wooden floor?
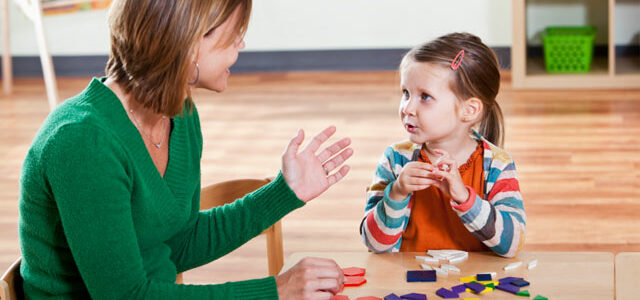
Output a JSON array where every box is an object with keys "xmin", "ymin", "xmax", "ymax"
[{"xmin": 1, "ymin": 71, "xmax": 640, "ymax": 284}]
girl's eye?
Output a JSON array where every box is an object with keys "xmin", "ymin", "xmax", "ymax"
[
  {"xmin": 421, "ymin": 93, "xmax": 433, "ymax": 101},
  {"xmin": 402, "ymin": 89, "xmax": 409, "ymax": 99}
]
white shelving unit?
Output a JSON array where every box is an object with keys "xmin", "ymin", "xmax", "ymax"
[{"xmin": 512, "ymin": 0, "xmax": 640, "ymax": 89}]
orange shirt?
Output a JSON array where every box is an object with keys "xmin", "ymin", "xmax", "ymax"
[{"xmin": 400, "ymin": 143, "xmax": 488, "ymax": 252}]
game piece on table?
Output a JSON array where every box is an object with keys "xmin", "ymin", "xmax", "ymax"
[
  {"xmin": 400, "ymin": 292, "xmax": 427, "ymax": 300},
  {"xmin": 332, "ymin": 295, "xmax": 350, "ymax": 300},
  {"xmin": 504, "ymin": 261, "xmax": 522, "ymax": 271},
  {"xmin": 384, "ymin": 293, "xmax": 402, "ymax": 300},
  {"xmin": 420, "ymin": 263, "xmax": 434, "ymax": 270},
  {"xmin": 464, "ymin": 282, "xmax": 486, "ymax": 294},
  {"xmin": 407, "ymin": 270, "xmax": 437, "ymax": 282},
  {"xmin": 484, "ymin": 282, "xmax": 495, "ymax": 289},
  {"xmin": 441, "ymin": 264, "xmax": 460, "ymax": 274},
  {"xmin": 451, "ymin": 284, "xmax": 466, "ymax": 293},
  {"xmin": 447, "ymin": 252, "xmax": 468, "ymax": 264},
  {"xmin": 476, "ymin": 273, "xmax": 492, "ymax": 281},
  {"xmin": 459, "ymin": 276, "xmax": 476, "ymax": 283},
  {"xmin": 516, "ymin": 290, "xmax": 530, "ymax": 297},
  {"xmin": 476, "ymin": 280, "xmax": 499, "ymax": 286},
  {"xmin": 435, "ymin": 288, "xmax": 458, "ymax": 299},
  {"xmin": 510, "ymin": 278, "xmax": 530, "ymax": 287},
  {"xmin": 343, "ymin": 267, "xmax": 366, "ymax": 277},
  {"xmin": 495, "ymin": 283, "xmax": 520, "ymax": 294},
  {"xmin": 533, "ymin": 295, "xmax": 548, "ymax": 300},
  {"xmin": 528, "ymin": 259, "xmax": 538, "ymax": 270},
  {"xmin": 417, "ymin": 255, "xmax": 440, "ymax": 264},
  {"xmin": 498, "ymin": 276, "xmax": 523, "ymax": 284},
  {"xmin": 433, "ymin": 266, "xmax": 448, "ymax": 277},
  {"xmin": 344, "ymin": 276, "xmax": 367, "ymax": 287}
]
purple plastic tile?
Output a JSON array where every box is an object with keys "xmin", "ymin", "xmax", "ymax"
[
  {"xmin": 464, "ymin": 282, "xmax": 486, "ymax": 294},
  {"xmin": 476, "ymin": 273, "xmax": 492, "ymax": 281},
  {"xmin": 384, "ymin": 293, "xmax": 402, "ymax": 300},
  {"xmin": 495, "ymin": 283, "xmax": 520, "ymax": 294},
  {"xmin": 451, "ymin": 284, "xmax": 466, "ymax": 294},
  {"xmin": 498, "ymin": 276, "xmax": 523, "ymax": 284},
  {"xmin": 511, "ymin": 278, "xmax": 530, "ymax": 287},
  {"xmin": 400, "ymin": 293, "xmax": 427, "ymax": 300},
  {"xmin": 435, "ymin": 288, "xmax": 458, "ymax": 298},
  {"xmin": 407, "ymin": 270, "xmax": 436, "ymax": 282}
]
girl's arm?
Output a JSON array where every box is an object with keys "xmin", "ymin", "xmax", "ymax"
[
  {"xmin": 360, "ymin": 146, "xmax": 412, "ymax": 253},
  {"xmin": 451, "ymin": 160, "xmax": 526, "ymax": 258}
]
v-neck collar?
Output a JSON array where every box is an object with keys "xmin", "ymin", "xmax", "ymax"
[{"xmin": 83, "ymin": 77, "xmax": 191, "ymax": 201}]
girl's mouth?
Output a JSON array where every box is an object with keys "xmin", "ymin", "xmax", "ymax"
[{"xmin": 405, "ymin": 124, "xmax": 417, "ymax": 133}]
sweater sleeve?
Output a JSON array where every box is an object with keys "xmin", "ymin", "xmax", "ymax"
[
  {"xmin": 44, "ymin": 124, "xmax": 288, "ymax": 300},
  {"xmin": 167, "ymin": 172, "xmax": 304, "ymax": 272},
  {"xmin": 360, "ymin": 146, "xmax": 412, "ymax": 253},
  {"xmin": 450, "ymin": 161, "xmax": 526, "ymax": 258}
]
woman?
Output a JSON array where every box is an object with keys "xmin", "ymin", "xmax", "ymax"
[{"xmin": 19, "ymin": 0, "xmax": 353, "ymax": 299}]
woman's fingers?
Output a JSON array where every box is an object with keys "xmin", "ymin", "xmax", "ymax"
[
  {"xmin": 316, "ymin": 137, "xmax": 351, "ymax": 163},
  {"xmin": 327, "ymin": 165, "xmax": 350, "ymax": 186},
  {"xmin": 284, "ymin": 129, "xmax": 304, "ymax": 159},
  {"xmin": 303, "ymin": 126, "xmax": 336, "ymax": 154},
  {"xmin": 321, "ymin": 147, "xmax": 353, "ymax": 174}
]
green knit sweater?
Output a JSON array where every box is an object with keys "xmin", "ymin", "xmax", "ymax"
[{"xmin": 19, "ymin": 78, "xmax": 305, "ymax": 299}]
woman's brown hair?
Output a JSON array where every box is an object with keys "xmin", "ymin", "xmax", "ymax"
[
  {"xmin": 106, "ymin": 0, "xmax": 252, "ymax": 116},
  {"xmin": 401, "ymin": 32, "xmax": 505, "ymax": 147}
]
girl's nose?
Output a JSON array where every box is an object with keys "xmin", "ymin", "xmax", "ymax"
[{"xmin": 402, "ymin": 98, "xmax": 417, "ymax": 116}]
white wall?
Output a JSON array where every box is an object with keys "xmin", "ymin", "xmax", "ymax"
[{"xmin": 1, "ymin": 0, "xmax": 638, "ymax": 56}]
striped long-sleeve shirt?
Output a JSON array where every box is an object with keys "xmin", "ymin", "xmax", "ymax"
[{"xmin": 360, "ymin": 131, "xmax": 526, "ymax": 257}]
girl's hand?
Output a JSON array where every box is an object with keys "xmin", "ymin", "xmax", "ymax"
[
  {"xmin": 389, "ymin": 161, "xmax": 438, "ymax": 201},
  {"xmin": 276, "ymin": 257, "xmax": 345, "ymax": 300},
  {"xmin": 429, "ymin": 149, "xmax": 469, "ymax": 204},
  {"xmin": 282, "ymin": 126, "xmax": 353, "ymax": 202}
]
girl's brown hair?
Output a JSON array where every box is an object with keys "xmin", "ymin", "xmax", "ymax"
[
  {"xmin": 402, "ymin": 32, "xmax": 505, "ymax": 147},
  {"xmin": 106, "ymin": 0, "xmax": 252, "ymax": 116}
]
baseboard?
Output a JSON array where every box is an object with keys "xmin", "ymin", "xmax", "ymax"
[{"xmin": 0, "ymin": 46, "xmax": 636, "ymax": 77}]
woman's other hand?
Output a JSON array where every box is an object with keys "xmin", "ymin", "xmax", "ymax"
[{"xmin": 276, "ymin": 257, "xmax": 345, "ymax": 300}]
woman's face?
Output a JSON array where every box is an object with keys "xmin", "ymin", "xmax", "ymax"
[{"xmin": 193, "ymin": 7, "xmax": 246, "ymax": 92}]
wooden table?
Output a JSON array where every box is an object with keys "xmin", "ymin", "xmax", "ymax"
[
  {"xmin": 283, "ymin": 252, "xmax": 614, "ymax": 300},
  {"xmin": 615, "ymin": 252, "xmax": 640, "ymax": 300}
]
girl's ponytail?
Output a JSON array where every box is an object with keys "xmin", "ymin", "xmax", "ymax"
[{"xmin": 478, "ymin": 101, "xmax": 504, "ymax": 147}]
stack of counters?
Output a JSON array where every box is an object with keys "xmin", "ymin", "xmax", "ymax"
[{"xmin": 415, "ymin": 255, "xmax": 439, "ymax": 265}]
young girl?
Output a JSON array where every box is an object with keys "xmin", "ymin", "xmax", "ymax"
[{"xmin": 360, "ymin": 33, "xmax": 525, "ymax": 257}]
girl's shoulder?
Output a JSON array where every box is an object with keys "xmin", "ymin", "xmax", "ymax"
[
  {"xmin": 383, "ymin": 140, "xmax": 421, "ymax": 164},
  {"xmin": 471, "ymin": 131, "xmax": 515, "ymax": 167}
]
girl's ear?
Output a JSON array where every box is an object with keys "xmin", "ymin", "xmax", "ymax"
[{"xmin": 461, "ymin": 97, "xmax": 483, "ymax": 123}]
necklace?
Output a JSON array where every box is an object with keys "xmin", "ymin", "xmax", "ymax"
[{"xmin": 129, "ymin": 108, "xmax": 167, "ymax": 149}]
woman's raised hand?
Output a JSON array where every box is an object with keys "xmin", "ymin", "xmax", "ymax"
[{"xmin": 281, "ymin": 126, "xmax": 353, "ymax": 202}]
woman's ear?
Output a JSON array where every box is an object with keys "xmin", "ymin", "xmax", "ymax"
[{"xmin": 461, "ymin": 97, "xmax": 483, "ymax": 123}]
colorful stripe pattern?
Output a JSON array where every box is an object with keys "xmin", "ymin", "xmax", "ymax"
[{"xmin": 360, "ymin": 131, "xmax": 526, "ymax": 257}]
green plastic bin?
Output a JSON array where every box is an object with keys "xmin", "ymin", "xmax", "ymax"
[{"xmin": 542, "ymin": 26, "xmax": 596, "ymax": 73}]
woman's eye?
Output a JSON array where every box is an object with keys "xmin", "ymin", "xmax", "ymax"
[
  {"xmin": 421, "ymin": 93, "xmax": 433, "ymax": 101},
  {"xmin": 402, "ymin": 90, "xmax": 409, "ymax": 99}
]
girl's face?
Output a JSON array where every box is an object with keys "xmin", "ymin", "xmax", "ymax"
[
  {"xmin": 193, "ymin": 7, "xmax": 246, "ymax": 92},
  {"xmin": 399, "ymin": 61, "xmax": 465, "ymax": 145}
]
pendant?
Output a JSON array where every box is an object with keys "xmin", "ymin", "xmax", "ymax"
[{"xmin": 154, "ymin": 143, "xmax": 161, "ymax": 149}]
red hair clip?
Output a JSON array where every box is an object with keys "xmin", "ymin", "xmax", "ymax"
[{"xmin": 451, "ymin": 50, "xmax": 465, "ymax": 70}]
